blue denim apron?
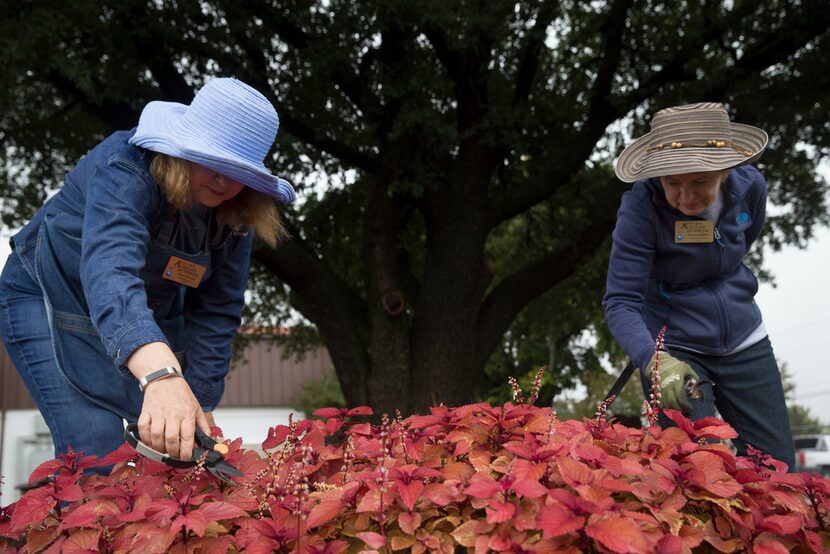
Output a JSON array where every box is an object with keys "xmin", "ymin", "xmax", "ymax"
[{"xmin": 35, "ymin": 204, "xmax": 216, "ymax": 421}]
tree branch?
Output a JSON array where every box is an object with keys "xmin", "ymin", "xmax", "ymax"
[
  {"xmin": 253, "ymin": 225, "xmax": 371, "ymax": 405},
  {"xmin": 583, "ymin": 0, "xmax": 633, "ymax": 132},
  {"xmin": 46, "ymin": 70, "xmax": 139, "ymax": 131},
  {"xmin": 475, "ymin": 180, "xmax": 629, "ymax": 368},
  {"xmin": 420, "ymin": 23, "xmax": 462, "ymax": 81},
  {"xmin": 487, "ymin": 0, "xmax": 632, "ymax": 228},
  {"xmin": 512, "ymin": 2, "xmax": 559, "ymax": 107}
]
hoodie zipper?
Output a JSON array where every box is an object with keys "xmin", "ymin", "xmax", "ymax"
[{"xmin": 710, "ymin": 224, "xmax": 728, "ymax": 351}]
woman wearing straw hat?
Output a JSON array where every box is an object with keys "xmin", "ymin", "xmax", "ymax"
[
  {"xmin": 603, "ymin": 102, "xmax": 794, "ymax": 468},
  {"xmin": 0, "ymin": 77, "xmax": 294, "ymax": 461}
]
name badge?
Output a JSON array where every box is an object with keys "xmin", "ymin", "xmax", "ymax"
[
  {"xmin": 674, "ymin": 220, "xmax": 714, "ymax": 243},
  {"xmin": 162, "ymin": 256, "xmax": 207, "ymax": 287}
]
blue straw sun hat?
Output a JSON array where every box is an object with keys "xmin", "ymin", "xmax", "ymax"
[{"xmin": 129, "ymin": 77, "xmax": 295, "ymax": 204}]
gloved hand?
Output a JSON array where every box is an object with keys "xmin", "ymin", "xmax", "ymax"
[{"xmin": 646, "ymin": 352, "xmax": 699, "ymax": 414}]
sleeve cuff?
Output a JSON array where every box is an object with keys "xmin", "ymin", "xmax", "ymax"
[
  {"xmin": 105, "ymin": 320, "xmax": 170, "ymax": 374},
  {"xmin": 185, "ymin": 374, "xmax": 225, "ymax": 411},
  {"xmin": 633, "ymin": 344, "xmax": 656, "ymax": 373}
]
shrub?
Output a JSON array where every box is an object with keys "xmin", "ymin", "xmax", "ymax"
[
  {"xmin": 2, "ymin": 391, "xmax": 830, "ymax": 554},
  {"xmin": 291, "ymin": 373, "xmax": 347, "ymax": 417}
]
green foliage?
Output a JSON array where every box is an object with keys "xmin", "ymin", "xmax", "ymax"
[
  {"xmin": 291, "ymin": 373, "xmax": 347, "ymax": 417},
  {"xmin": 781, "ymin": 362, "xmax": 829, "ymax": 435},
  {"xmin": 789, "ymin": 404, "xmax": 828, "ymax": 435}
]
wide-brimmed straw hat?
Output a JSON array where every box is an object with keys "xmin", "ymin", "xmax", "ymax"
[
  {"xmin": 615, "ymin": 102, "xmax": 768, "ymax": 183},
  {"xmin": 129, "ymin": 77, "xmax": 296, "ymax": 204}
]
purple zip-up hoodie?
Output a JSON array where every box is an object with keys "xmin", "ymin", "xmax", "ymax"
[{"xmin": 603, "ymin": 165, "xmax": 767, "ymax": 370}]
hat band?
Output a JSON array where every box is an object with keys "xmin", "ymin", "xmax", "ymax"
[{"xmin": 646, "ymin": 139, "xmax": 755, "ymax": 157}]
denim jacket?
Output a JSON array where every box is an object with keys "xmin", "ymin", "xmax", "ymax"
[
  {"xmin": 602, "ymin": 165, "xmax": 767, "ymax": 371},
  {"xmin": 11, "ymin": 130, "xmax": 253, "ymax": 412}
]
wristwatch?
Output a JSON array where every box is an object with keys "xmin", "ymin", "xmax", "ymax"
[{"xmin": 138, "ymin": 366, "xmax": 183, "ymax": 392}]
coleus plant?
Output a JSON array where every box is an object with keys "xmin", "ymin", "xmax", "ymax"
[{"xmin": 1, "ymin": 372, "xmax": 829, "ymax": 554}]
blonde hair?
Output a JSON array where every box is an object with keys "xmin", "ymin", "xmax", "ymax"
[{"xmin": 149, "ymin": 154, "xmax": 286, "ymax": 247}]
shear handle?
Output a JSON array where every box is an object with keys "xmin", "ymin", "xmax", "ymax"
[{"xmin": 124, "ymin": 423, "xmax": 198, "ymax": 468}]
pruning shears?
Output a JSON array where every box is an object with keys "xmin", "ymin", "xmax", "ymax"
[
  {"xmin": 680, "ymin": 374, "xmax": 713, "ymax": 415},
  {"xmin": 124, "ymin": 423, "xmax": 243, "ymax": 486},
  {"xmin": 605, "ymin": 361, "xmax": 712, "ymax": 417}
]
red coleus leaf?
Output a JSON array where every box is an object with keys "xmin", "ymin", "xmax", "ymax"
[
  {"xmin": 465, "ymin": 471, "xmax": 500, "ymax": 498},
  {"xmin": 397, "ymin": 480, "xmax": 424, "ymax": 511},
  {"xmin": 441, "ymin": 462, "xmax": 474, "ymax": 481},
  {"xmin": 262, "ymin": 424, "xmax": 292, "ymax": 449},
  {"xmin": 347, "ymin": 406, "xmax": 373, "ymax": 416},
  {"xmin": 313, "ymin": 408, "xmax": 345, "ymax": 419},
  {"xmin": 62, "ymin": 528, "xmax": 101, "ymax": 553},
  {"xmin": 116, "ymin": 493, "xmax": 153, "ymax": 523},
  {"xmin": 198, "ymin": 501, "xmax": 247, "ymax": 522},
  {"xmin": 683, "ymin": 452, "xmax": 742, "ymax": 497},
  {"xmin": 305, "ymin": 500, "xmax": 343, "ymax": 530},
  {"xmin": 558, "ymin": 456, "xmax": 593, "ymax": 487},
  {"xmin": 655, "ymin": 535, "xmax": 684, "ymax": 554},
  {"xmin": 25, "ymin": 525, "xmax": 60, "ymax": 553},
  {"xmin": 510, "ymin": 478, "xmax": 548, "ymax": 498},
  {"xmin": 664, "ymin": 410, "xmax": 738, "ymax": 441},
  {"xmin": 54, "ymin": 482, "xmax": 85, "ymax": 503},
  {"xmin": 485, "ymin": 499, "xmax": 516, "ymax": 524},
  {"xmin": 752, "ymin": 539, "xmax": 790, "ymax": 554},
  {"xmin": 757, "ymin": 513, "xmax": 803, "ymax": 535},
  {"xmin": 41, "ymin": 535, "xmax": 67, "ymax": 554},
  {"xmin": 536, "ymin": 500, "xmax": 584, "ymax": 539},
  {"xmin": 178, "ymin": 535, "xmax": 236, "ymax": 554},
  {"xmin": 11, "ymin": 487, "xmax": 56, "ymax": 531},
  {"xmin": 113, "ymin": 522, "xmax": 176, "ymax": 553},
  {"xmin": 61, "ymin": 500, "xmax": 122, "ymax": 530},
  {"xmin": 145, "ymin": 498, "xmax": 181, "ymax": 525},
  {"xmin": 450, "ymin": 520, "xmax": 481, "ymax": 547},
  {"xmin": 398, "ymin": 511, "xmax": 422, "ymax": 534},
  {"xmin": 356, "ymin": 487, "xmax": 382, "ymax": 513},
  {"xmin": 356, "ymin": 531, "xmax": 386, "ymax": 549},
  {"xmin": 585, "ymin": 513, "xmax": 653, "ymax": 553},
  {"xmin": 28, "ymin": 459, "xmax": 65, "ymax": 485},
  {"xmin": 507, "ymin": 459, "xmax": 544, "ymax": 488},
  {"xmin": 304, "ymin": 538, "xmax": 350, "ymax": 554},
  {"xmin": 422, "ymin": 482, "xmax": 456, "ymax": 506},
  {"xmin": 172, "ymin": 509, "xmax": 207, "ymax": 537},
  {"xmin": 404, "ymin": 413, "xmax": 443, "ymax": 429},
  {"xmin": 97, "ymin": 442, "xmax": 139, "ymax": 466},
  {"xmin": 324, "ymin": 418, "xmax": 345, "ymax": 434}
]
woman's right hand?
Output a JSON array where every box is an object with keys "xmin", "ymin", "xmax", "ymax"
[
  {"xmin": 127, "ymin": 341, "xmax": 210, "ymax": 460},
  {"xmin": 138, "ymin": 376, "xmax": 211, "ymax": 460},
  {"xmin": 647, "ymin": 352, "xmax": 699, "ymax": 414}
]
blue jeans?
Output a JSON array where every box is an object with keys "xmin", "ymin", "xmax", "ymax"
[
  {"xmin": 641, "ymin": 336, "xmax": 795, "ymax": 469},
  {"xmin": 0, "ymin": 252, "xmax": 125, "ymax": 459}
]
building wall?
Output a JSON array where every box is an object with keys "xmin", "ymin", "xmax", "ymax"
[
  {"xmin": 0, "ymin": 337, "xmax": 334, "ymax": 411},
  {"xmin": 222, "ymin": 338, "xmax": 334, "ymax": 407},
  {"xmin": 1, "ymin": 346, "xmax": 32, "ymax": 411}
]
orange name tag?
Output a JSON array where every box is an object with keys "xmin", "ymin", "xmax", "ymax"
[{"xmin": 162, "ymin": 256, "xmax": 206, "ymax": 288}]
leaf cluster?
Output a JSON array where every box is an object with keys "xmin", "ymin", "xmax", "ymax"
[{"xmin": 3, "ymin": 391, "xmax": 830, "ymax": 552}]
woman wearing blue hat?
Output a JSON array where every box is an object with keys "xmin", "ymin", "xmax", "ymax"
[
  {"xmin": 603, "ymin": 102, "xmax": 794, "ymax": 468},
  {"xmin": 0, "ymin": 78, "xmax": 295, "ymax": 461}
]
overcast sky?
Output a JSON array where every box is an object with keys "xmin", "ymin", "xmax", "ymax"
[{"xmin": 1, "ymin": 182, "xmax": 829, "ymax": 422}]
